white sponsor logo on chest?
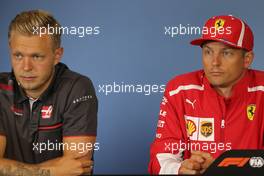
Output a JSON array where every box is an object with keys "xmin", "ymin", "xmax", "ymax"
[{"xmin": 41, "ymin": 105, "xmax": 53, "ymax": 119}]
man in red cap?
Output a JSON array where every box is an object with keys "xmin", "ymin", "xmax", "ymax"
[{"xmin": 149, "ymin": 15, "xmax": 264, "ymax": 174}]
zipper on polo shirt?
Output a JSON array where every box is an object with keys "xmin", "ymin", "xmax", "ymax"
[
  {"xmin": 29, "ymin": 97, "xmax": 38, "ymax": 114},
  {"xmin": 221, "ymin": 119, "xmax": 225, "ymax": 128},
  {"xmin": 28, "ymin": 98, "xmax": 40, "ymax": 144},
  {"xmin": 218, "ymin": 96, "xmax": 226, "ymax": 146}
]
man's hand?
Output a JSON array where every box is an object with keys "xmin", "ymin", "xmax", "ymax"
[
  {"xmin": 179, "ymin": 150, "xmax": 215, "ymax": 175},
  {"xmin": 0, "ymin": 135, "xmax": 95, "ymax": 176},
  {"xmin": 42, "ymin": 151, "xmax": 93, "ymax": 176}
]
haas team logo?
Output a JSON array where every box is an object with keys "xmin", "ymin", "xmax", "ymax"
[{"xmin": 41, "ymin": 105, "xmax": 53, "ymax": 119}]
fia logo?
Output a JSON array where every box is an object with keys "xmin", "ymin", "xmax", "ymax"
[{"xmin": 249, "ymin": 157, "xmax": 264, "ymax": 168}]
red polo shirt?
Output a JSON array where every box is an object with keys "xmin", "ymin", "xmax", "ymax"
[{"xmin": 149, "ymin": 69, "xmax": 264, "ymax": 174}]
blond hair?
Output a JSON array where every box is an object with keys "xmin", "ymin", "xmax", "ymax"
[{"xmin": 8, "ymin": 9, "xmax": 61, "ymax": 50}]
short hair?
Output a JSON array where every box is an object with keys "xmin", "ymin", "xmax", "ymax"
[
  {"xmin": 8, "ymin": 9, "xmax": 61, "ymax": 50},
  {"xmin": 201, "ymin": 40, "xmax": 248, "ymax": 57}
]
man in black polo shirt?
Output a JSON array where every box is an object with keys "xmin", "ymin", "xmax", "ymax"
[{"xmin": 0, "ymin": 10, "xmax": 98, "ymax": 175}]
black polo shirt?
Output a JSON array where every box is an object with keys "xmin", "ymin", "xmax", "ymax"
[{"xmin": 0, "ymin": 63, "xmax": 97, "ymax": 163}]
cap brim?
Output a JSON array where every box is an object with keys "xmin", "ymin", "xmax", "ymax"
[
  {"xmin": 190, "ymin": 38, "xmax": 209, "ymax": 46},
  {"xmin": 190, "ymin": 37, "xmax": 244, "ymax": 50}
]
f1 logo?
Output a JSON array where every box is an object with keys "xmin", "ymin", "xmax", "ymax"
[{"xmin": 218, "ymin": 157, "xmax": 250, "ymax": 167}]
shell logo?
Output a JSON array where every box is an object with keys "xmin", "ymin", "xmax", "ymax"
[{"xmin": 186, "ymin": 119, "xmax": 196, "ymax": 136}]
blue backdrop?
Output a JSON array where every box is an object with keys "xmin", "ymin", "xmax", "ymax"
[{"xmin": 1, "ymin": 0, "xmax": 263, "ymax": 174}]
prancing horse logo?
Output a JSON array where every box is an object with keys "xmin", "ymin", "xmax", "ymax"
[
  {"xmin": 247, "ymin": 104, "xmax": 256, "ymax": 121},
  {"xmin": 215, "ymin": 19, "xmax": 225, "ymax": 30}
]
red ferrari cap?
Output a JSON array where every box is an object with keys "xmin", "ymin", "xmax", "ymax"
[{"xmin": 190, "ymin": 15, "xmax": 254, "ymax": 51}]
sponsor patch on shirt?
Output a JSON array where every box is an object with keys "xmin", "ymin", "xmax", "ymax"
[
  {"xmin": 247, "ymin": 104, "xmax": 256, "ymax": 121},
  {"xmin": 41, "ymin": 105, "xmax": 53, "ymax": 119},
  {"xmin": 73, "ymin": 95, "xmax": 93, "ymax": 104},
  {"xmin": 185, "ymin": 115, "xmax": 214, "ymax": 141}
]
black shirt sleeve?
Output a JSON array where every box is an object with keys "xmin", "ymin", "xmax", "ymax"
[{"xmin": 62, "ymin": 76, "xmax": 98, "ymax": 136}]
